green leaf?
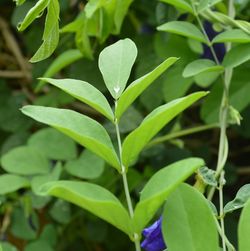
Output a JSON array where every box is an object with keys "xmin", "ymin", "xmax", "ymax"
[
  {"xmin": 222, "ymin": 44, "xmax": 250, "ymax": 68},
  {"xmin": 115, "ymin": 57, "xmax": 178, "ymax": 120},
  {"xmin": 224, "ymin": 184, "xmax": 250, "ymax": 214},
  {"xmin": 65, "ymin": 150, "xmax": 105, "ymax": 179},
  {"xmin": 14, "ymin": 0, "xmax": 26, "ymax": 5},
  {"xmin": 39, "ymin": 78, "xmax": 114, "ymax": 121},
  {"xmin": 239, "ymin": 199, "xmax": 250, "ymax": 251},
  {"xmin": 0, "ymin": 242, "xmax": 18, "ymax": 251},
  {"xmin": 49, "ymin": 199, "xmax": 71, "ymax": 224},
  {"xmin": 36, "ymin": 49, "xmax": 83, "ymax": 91},
  {"xmin": 31, "ymin": 162, "xmax": 62, "ymax": 194},
  {"xmin": 201, "ymin": 68, "xmax": 250, "ymax": 124},
  {"xmin": 160, "ymin": 0, "xmax": 194, "ymax": 14},
  {"xmin": 212, "ymin": 29, "xmax": 250, "ymax": 44},
  {"xmin": 24, "ymin": 240, "xmax": 54, "ymax": 251},
  {"xmin": 183, "ymin": 59, "xmax": 224, "ymax": 78},
  {"xmin": 198, "ymin": 166, "xmax": 217, "ymax": 187},
  {"xmin": 28, "ymin": 128, "xmax": 77, "ymax": 160},
  {"xmin": 122, "ymin": 92, "xmax": 207, "ymax": 168},
  {"xmin": 21, "ymin": 106, "xmax": 120, "ymax": 170},
  {"xmin": 0, "ymin": 174, "xmax": 30, "ymax": 195},
  {"xmin": 30, "ymin": 0, "xmax": 60, "ymax": 62},
  {"xmin": 17, "ymin": 0, "xmax": 49, "ymax": 31},
  {"xmin": 194, "ymin": 71, "xmax": 221, "ymax": 88},
  {"xmin": 162, "ymin": 183, "xmax": 219, "ymax": 251},
  {"xmin": 157, "ymin": 21, "xmax": 207, "ymax": 43},
  {"xmin": 132, "ymin": 158, "xmax": 204, "ymax": 233},
  {"xmin": 196, "ymin": 0, "xmax": 221, "ymax": 13},
  {"xmin": 11, "ymin": 208, "xmax": 39, "ymax": 240},
  {"xmin": 1, "ymin": 146, "xmax": 49, "ymax": 175},
  {"xmin": 39, "ymin": 181, "xmax": 133, "ymax": 235},
  {"xmin": 98, "ymin": 38, "xmax": 137, "ymax": 99}
]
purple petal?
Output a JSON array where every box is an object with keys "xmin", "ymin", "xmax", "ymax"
[{"xmin": 141, "ymin": 217, "xmax": 166, "ymax": 251}]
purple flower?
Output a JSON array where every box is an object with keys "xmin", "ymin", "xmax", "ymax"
[
  {"xmin": 141, "ymin": 217, "xmax": 166, "ymax": 251},
  {"xmin": 202, "ymin": 21, "xmax": 226, "ymax": 63}
]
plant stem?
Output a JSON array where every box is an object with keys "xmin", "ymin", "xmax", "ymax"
[
  {"xmin": 190, "ymin": 1, "xmax": 235, "ymax": 250},
  {"xmin": 219, "ymin": 171, "xmax": 226, "ymax": 251},
  {"xmin": 147, "ymin": 123, "xmax": 218, "ymax": 148},
  {"xmin": 114, "ymin": 101, "xmax": 141, "ymax": 251}
]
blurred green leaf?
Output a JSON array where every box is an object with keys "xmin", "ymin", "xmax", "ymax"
[
  {"xmin": 39, "ymin": 78, "xmax": 114, "ymax": 121},
  {"xmin": 11, "ymin": 208, "xmax": 39, "ymax": 240},
  {"xmin": 99, "ymin": 38, "xmax": 137, "ymax": 99},
  {"xmin": 224, "ymin": 184, "xmax": 250, "ymax": 214},
  {"xmin": 36, "ymin": 50, "xmax": 83, "ymax": 91},
  {"xmin": 122, "ymin": 92, "xmax": 207, "ymax": 168},
  {"xmin": 65, "ymin": 150, "xmax": 105, "ymax": 179},
  {"xmin": 28, "ymin": 128, "xmax": 77, "ymax": 160},
  {"xmin": 183, "ymin": 59, "xmax": 224, "ymax": 78},
  {"xmin": 31, "ymin": 162, "xmax": 62, "ymax": 194},
  {"xmin": 1, "ymin": 146, "xmax": 49, "ymax": 175},
  {"xmin": 223, "ymin": 44, "xmax": 250, "ymax": 68},
  {"xmin": 0, "ymin": 174, "xmax": 30, "ymax": 195},
  {"xmin": 239, "ymin": 199, "xmax": 250, "ymax": 251},
  {"xmin": 212, "ymin": 29, "xmax": 250, "ymax": 43},
  {"xmin": 115, "ymin": 57, "xmax": 178, "ymax": 120},
  {"xmin": 24, "ymin": 240, "xmax": 54, "ymax": 251},
  {"xmin": 133, "ymin": 158, "xmax": 204, "ymax": 233},
  {"xmin": 160, "ymin": 0, "xmax": 194, "ymax": 13},
  {"xmin": 0, "ymin": 242, "xmax": 18, "ymax": 251},
  {"xmin": 162, "ymin": 183, "xmax": 219, "ymax": 251},
  {"xmin": 157, "ymin": 21, "xmax": 207, "ymax": 43},
  {"xmin": 21, "ymin": 106, "xmax": 120, "ymax": 170},
  {"xmin": 39, "ymin": 181, "xmax": 133, "ymax": 235},
  {"xmin": 17, "ymin": 0, "xmax": 49, "ymax": 31},
  {"xmin": 49, "ymin": 199, "xmax": 71, "ymax": 224},
  {"xmin": 30, "ymin": 0, "xmax": 60, "ymax": 62}
]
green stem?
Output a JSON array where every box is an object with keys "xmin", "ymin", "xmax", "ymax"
[
  {"xmin": 190, "ymin": 1, "xmax": 235, "ymax": 250},
  {"xmin": 147, "ymin": 123, "xmax": 218, "ymax": 148},
  {"xmin": 114, "ymin": 101, "xmax": 141, "ymax": 251}
]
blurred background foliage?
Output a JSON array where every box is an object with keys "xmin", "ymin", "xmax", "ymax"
[{"xmin": 0, "ymin": 0, "xmax": 250, "ymax": 250}]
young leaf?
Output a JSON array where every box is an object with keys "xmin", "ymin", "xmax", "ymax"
[
  {"xmin": 183, "ymin": 59, "xmax": 224, "ymax": 78},
  {"xmin": 162, "ymin": 183, "xmax": 219, "ymax": 251},
  {"xmin": 21, "ymin": 106, "xmax": 120, "ymax": 170},
  {"xmin": 38, "ymin": 78, "xmax": 114, "ymax": 121},
  {"xmin": 212, "ymin": 29, "xmax": 250, "ymax": 44},
  {"xmin": 224, "ymin": 184, "xmax": 250, "ymax": 214},
  {"xmin": 133, "ymin": 158, "xmax": 205, "ymax": 234},
  {"xmin": 222, "ymin": 44, "xmax": 250, "ymax": 68},
  {"xmin": 39, "ymin": 181, "xmax": 133, "ymax": 236},
  {"xmin": 239, "ymin": 199, "xmax": 250, "ymax": 251},
  {"xmin": 1, "ymin": 146, "xmax": 50, "ymax": 175},
  {"xmin": 30, "ymin": 0, "xmax": 60, "ymax": 62},
  {"xmin": 160, "ymin": 0, "xmax": 194, "ymax": 14},
  {"xmin": 115, "ymin": 57, "xmax": 178, "ymax": 120},
  {"xmin": 36, "ymin": 49, "xmax": 83, "ymax": 91},
  {"xmin": 0, "ymin": 174, "xmax": 30, "ymax": 195},
  {"xmin": 17, "ymin": 0, "xmax": 49, "ymax": 31},
  {"xmin": 157, "ymin": 21, "xmax": 207, "ymax": 43},
  {"xmin": 122, "ymin": 92, "xmax": 207, "ymax": 168},
  {"xmin": 98, "ymin": 38, "xmax": 137, "ymax": 99}
]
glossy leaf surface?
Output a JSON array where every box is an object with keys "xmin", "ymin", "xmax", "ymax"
[
  {"xmin": 133, "ymin": 158, "xmax": 205, "ymax": 233},
  {"xmin": 122, "ymin": 92, "xmax": 207, "ymax": 168},
  {"xmin": 39, "ymin": 181, "xmax": 132, "ymax": 235},
  {"xmin": 39, "ymin": 78, "xmax": 114, "ymax": 121},
  {"xmin": 115, "ymin": 57, "xmax": 178, "ymax": 120},
  {"xmin": 21, "ymin": 106, "xmax": 120, "ymax": 170},
  {"xmin": 162, "ymin": 183, "xmax": 219, "ymax": 251},
  {"xmin": 99, "ymin": 38, "xmax": 137, "ymax": 99},
  {"xmin": 212, "ymin": 29, "xmax": 250, "ymax": 44},
  {"xmin": 183, "ymin": 59, "xmax": 224, "ymax": 78}
]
